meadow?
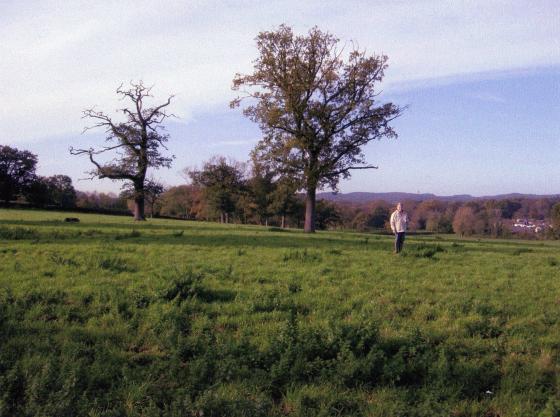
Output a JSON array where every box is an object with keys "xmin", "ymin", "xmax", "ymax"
[{"xmin": 0, "ymin": 208, "xmax": 559, "ymax": 417}]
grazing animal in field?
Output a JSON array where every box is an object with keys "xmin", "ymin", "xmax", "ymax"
[{"xmin": 64, "ymin": 217, "xmax": 80, "ymax": 223}]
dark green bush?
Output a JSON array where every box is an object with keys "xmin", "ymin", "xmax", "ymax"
[
  {"xmin": 283, "ymin": 249, "xmax": 322, "ymax": 263},
  {"xmin": 97, "ymin": 256, "xmax": 135, "ymax": 273},
  {"xmin": 161, "ymin": 271, "xmax": 205, "ymax": 302}
]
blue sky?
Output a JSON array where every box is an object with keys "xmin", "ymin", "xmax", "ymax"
[{"xmin": 2, "ymin": 0, "xmax": 559, "ymax": 196}]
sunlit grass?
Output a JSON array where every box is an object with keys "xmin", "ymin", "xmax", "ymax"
[{"xmin": 1, "ymin": 208, "xmax": 559, "ymax": 416}]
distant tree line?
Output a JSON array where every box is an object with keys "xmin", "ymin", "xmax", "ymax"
[
  {"xmin": 0, "ymin": 145, "xmax": 77, "ymax": 209},
  {"xmin": 330, "ymin": 197, "xmax": 560, "ymax": 239},
  {"xmin": 150, "ymin": 157, "xmax": 560, "ymax": 239},
  {"xmin": 3, "ymin": 143, "xmax": 560, "ymax": 237}
]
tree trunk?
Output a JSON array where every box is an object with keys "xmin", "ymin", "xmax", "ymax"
[
  {"xmin": 281, "ymin": 214, "xmax": 286, "ymax": 229},
  {"xmin": 133, "ymin": 195, "xmax": 146, "ymax": 221},
  {"xmin": 304, "ymin": 186, "xmax": 316, "ymax": 233}
]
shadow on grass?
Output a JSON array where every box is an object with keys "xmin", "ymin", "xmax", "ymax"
[
  {"xmin": 161, "ymin": 271, "xmax": 237, "ymax": 304},
  {"xmin": 2, "ymin": 219, "xmax": 555, "ymax": 255},
  {"xmin": 0, "ymin": 220, "xmax": 393, "ymax": 251}
]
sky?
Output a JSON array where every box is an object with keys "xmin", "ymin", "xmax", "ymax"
[{"xmin": 1, "ymin": 0, "xmax": 559, "ymax": 196}]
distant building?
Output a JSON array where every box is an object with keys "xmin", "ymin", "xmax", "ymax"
[{"xmin": 511, "ymin": 218, "xmax": 550, "ymax": 233}]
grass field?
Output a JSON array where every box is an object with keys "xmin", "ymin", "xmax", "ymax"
[{"xmin": 1, "ymin": 208, "xmax": 559, "ymax": 417}]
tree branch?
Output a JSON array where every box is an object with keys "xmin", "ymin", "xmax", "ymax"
[{"xmin": 325, "ymin": 164, "xmax": 378, "ymax": 178}]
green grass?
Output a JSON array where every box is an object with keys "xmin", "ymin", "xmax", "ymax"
[{"xmin": 1, "ymin": 208, "xmax": 559, "ymax": 417}]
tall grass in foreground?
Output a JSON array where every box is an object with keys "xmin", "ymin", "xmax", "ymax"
[{"xmin": 0, "ymin": 208, "xmax": 559, "ymax": 416}]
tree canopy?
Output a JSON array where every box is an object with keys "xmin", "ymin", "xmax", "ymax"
[
  {"xmin": 187, "ymin": 156, "xmax": 246, "ymax": 224},
  {"xmin": 232, "ymin": 25, "xmax": 402, "ymax": 232},
  {"xmin": 25, "ymin": 175, "xmax": 77, "ymax": 208},
  {"xmin": 0, "ymin": 145, "xmax": 38, "ymax": 203}
]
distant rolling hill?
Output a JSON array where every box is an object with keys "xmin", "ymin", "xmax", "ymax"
[{"xmin": 317, "ymin": 192, "xmax": 560, "ymax": 204}]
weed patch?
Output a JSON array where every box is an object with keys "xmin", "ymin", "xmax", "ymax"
[
  {"xmin": 49, "ymin": 253, "xmax": 79, "ymax": 267},
  {"xmin": 161, "ymin": 270, "xmax": 206, "ymax": 302},
  {"xmin": 248, "ymin": 290, "xmax": 288, "ymax": 313},
  {"xmin": 288, "ymin": 281, "xmax": 302, "ymax": 294},
  {"xmin": 282, "ymin": 249, "xmax": 322, "ymax": 263},
  {"xmin": 0, "ymin": 226, "xmax": 39, "ymax": 240},
  {"xmin": 97, "ymin": 256, "xmax": 135, "ymax": 273},
  {"xmin": 404, "ymin": 243, "xmax": 446, "ymax": 259},
  {"xmin": 0, "ymin": 248, "xmax": 17, "ymax": 254},
  {"xmin": 114, "ymin": 229, "xmax": 141, "ymax": 240}
]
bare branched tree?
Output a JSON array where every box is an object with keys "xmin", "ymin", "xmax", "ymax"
[{"xmin": 70, "ymin": 81, "xmax": 175, "ymax": 220}]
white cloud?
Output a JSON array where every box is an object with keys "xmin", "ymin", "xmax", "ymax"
[
  {"xmin": 1, "ymin": 0, "xmax": 558, "ymax": 142},
  {"xmin": 465, "ymin": 92, "xmax": 507, "ymax": 103}
]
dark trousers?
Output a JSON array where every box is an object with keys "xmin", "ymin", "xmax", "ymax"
[{"xmin": 395, "ymin": 232, "xmax": 406, "ymax": 253}]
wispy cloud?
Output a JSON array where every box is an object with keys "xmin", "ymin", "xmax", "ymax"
[
  {"xmin": 1, "ymin": 0, "xmax": 558, "ymax": 142},
  {"xmin": 466, "ymin": 92, "xmax": 506, "ymax": 103}
]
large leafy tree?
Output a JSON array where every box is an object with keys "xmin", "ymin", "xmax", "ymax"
[
  {"xmin": 246, "ymin": 161, "xmax": 276, "ymax": 225},
  {"xmin": 453, "ymin": 206, "xmax": 477, "ymax": 237},
  {"xmin": 25, "ymin": 175, "xmax": 77, "ymax": 208},
  {"xmin": 232, "ymin": 25, "xmax": 402, "ymax": 232},
  {"xmin": 44, "ymin": 175, "xmax": 77, "ymax": 208},
  {"xmin": 0, "ymin": 145, "xmax": 38, "ymax": 203},
  {"xmin": 187, "ymin": 156, "xmax": 246, "ymax": 224},
  {"xmin": 70, "ymin": 81, "xmax": 174, "ymax": 220}
]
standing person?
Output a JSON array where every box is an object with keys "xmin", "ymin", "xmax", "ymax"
[{"xmin": 390, "ymin": 202, "xmax": 408, "ymax": 253}]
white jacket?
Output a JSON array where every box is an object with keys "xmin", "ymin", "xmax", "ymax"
[{"xmin": 390, "ymin": 210, "xmax": 408, "ymax": 233}]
